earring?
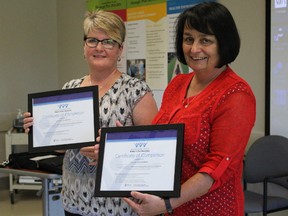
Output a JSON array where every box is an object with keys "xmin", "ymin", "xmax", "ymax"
[{"xmin": 118, "ymin": 57, "xmax": 121, "ymax": 62}]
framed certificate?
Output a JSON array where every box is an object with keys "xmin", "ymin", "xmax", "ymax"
[
  {"xmin": 28, "ymin": 86, "xmax": 99, "ymax": 153},
  {"xmin": 95, "ymin": 123, "xmax": 184, "ymax": 198}
]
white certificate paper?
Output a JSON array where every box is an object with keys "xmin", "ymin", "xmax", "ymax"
[
  {"xmin": 95, "ymin": 124, "xmax": 184, "ymax": 197},
  {"xmin": 102, "ymin": 135, "xmax": 176, "ymax": 191},
  {"xmin": 28, "ymin": 87, "xmax": 99, "ymax": 152}
]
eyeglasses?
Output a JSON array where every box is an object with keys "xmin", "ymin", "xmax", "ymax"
[{"xmin": 84, "ymin": 37, "xmax": 119, "ymax": 49}]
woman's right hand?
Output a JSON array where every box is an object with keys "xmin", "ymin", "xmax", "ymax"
[
  {"xmin": 23, "ymin": 112, "xmax": 33, "ymax": 134},
  {"xmin": 95, "ymin": 120, "xmax": 123, "ymax": 143}
]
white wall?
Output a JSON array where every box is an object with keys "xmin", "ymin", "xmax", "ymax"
[
  {"xmin": 220, "ymin": 0, "xmax": 266, "ymax": 147},
  {"xmin": 56, "ymin": 0, "xmax": 87, "ymax": 85},
  {"xmin": 0, "ymin": 0, "xmax": 59, "ymax": 181},
  {"xmin": 0, "ymin": 1, "xmax": 59, "ymax": 114}
]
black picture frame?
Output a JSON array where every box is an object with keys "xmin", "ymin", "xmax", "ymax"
[
  {"xmin": 95, "ymin": 123, "xmax": 184, "ymax": 197},
  {"xmin": 28, "ymin": 86, "xmax": 99, "ymax": 153}
]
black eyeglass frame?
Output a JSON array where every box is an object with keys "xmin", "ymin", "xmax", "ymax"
[{"xmin": 84, "ymin": 37, "xmax": 121, "ymax": 49}]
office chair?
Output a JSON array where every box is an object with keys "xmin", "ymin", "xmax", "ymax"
[{"xmin": 243, "ymin": 135, "xmax": 288, "ymax": 216}]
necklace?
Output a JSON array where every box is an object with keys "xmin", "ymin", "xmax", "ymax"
[
  {"xmin": 182, "ymin": 69, "xmax": 223, "ymax": 108},
  {"xmin": 182, "ymin": 95, "xmax": 198, "ymax": 108},
  {"xmin": 89, "ymin": 70, "xmax": 117, "ymax": 89}
]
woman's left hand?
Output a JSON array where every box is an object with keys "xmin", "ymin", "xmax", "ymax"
[
  {"xmin": 123, "ymin": 191, "xmax": 166, "ymax": 216},
  {"xmin": 80, "ymin": 144, "xmax": 99, "ymax": 165}
]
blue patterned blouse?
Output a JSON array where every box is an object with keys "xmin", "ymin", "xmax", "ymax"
[{"xmin": 61, "ymin": 73, "xmax": 151, "ymax": 216}]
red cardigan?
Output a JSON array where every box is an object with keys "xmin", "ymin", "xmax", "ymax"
[{"xmin": 152, "ymin": 67, "xmax": 256, "ymax": 216}]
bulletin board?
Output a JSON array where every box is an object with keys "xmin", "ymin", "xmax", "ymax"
[{"xmin": 86, "ymin": 0, "xmax": 214, "ymax": 90}]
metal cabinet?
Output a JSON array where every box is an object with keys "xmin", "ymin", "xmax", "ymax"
[{"xmin": 0, "ymin": 167, "xmax": 64, "ymax": 216}]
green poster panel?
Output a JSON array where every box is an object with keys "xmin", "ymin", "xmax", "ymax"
[
  {"xmin": 87, "ymin": 0, "xmax": 127, "ymax": 11},
  {"xmin": 127, "ymin": 0, "xmax": 166, "ymax": 8}
]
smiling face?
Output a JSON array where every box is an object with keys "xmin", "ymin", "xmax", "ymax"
[
  {"xmin": 84, "ymin": 29, "xmax": 123, "ymax": 71},
  {"xmin": 182, "ymin": 27, "xmax": 219, "ymax": 73}
]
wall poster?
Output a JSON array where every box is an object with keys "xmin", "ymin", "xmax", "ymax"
[{"xmin": 86, "ymin": 0, "xmax": 213, "ymax": 90}]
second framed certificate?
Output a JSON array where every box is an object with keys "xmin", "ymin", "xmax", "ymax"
[
  {"xmin": 95, "ymin": 123, "xmax": 184, "ymax": 198},
  {"xmin": 28, "ymin": 86, "xmax": 99, "ymax": 153}
]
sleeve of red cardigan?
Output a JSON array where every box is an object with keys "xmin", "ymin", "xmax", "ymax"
[{"xmin": 198, "ymin": 88, "xmax": 256, "ymax": 192}]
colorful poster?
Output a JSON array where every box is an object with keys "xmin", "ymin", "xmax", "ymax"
[
  {"xmin": 86, "ymin": 0, "xmax": 215, "ymax": 90},
  {"xmin": 127, "ymin": 1, "xmax": 167, "ymax": 90}
]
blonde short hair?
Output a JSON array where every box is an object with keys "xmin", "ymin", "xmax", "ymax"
[{"xmin": 83, "ymin": 10, "xmax": 126, "ymax": 45}]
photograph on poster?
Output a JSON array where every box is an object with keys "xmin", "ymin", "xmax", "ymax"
[
  {"xmin": 168, "ymin": 52, "xmax": 189, "ymax": 82},
  {"xmin": 127, "ymin": 59, "xmax": 146, "ymax": 81}
]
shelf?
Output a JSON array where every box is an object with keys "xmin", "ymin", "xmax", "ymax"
[{"xmin": 5, "ymin": 130, "xmax": 40, "ymax": 203}]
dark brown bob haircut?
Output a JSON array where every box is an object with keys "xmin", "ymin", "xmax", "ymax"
[{"xmin": 175, "ymin": 2, "xmax": 240, "ymax": 68}]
